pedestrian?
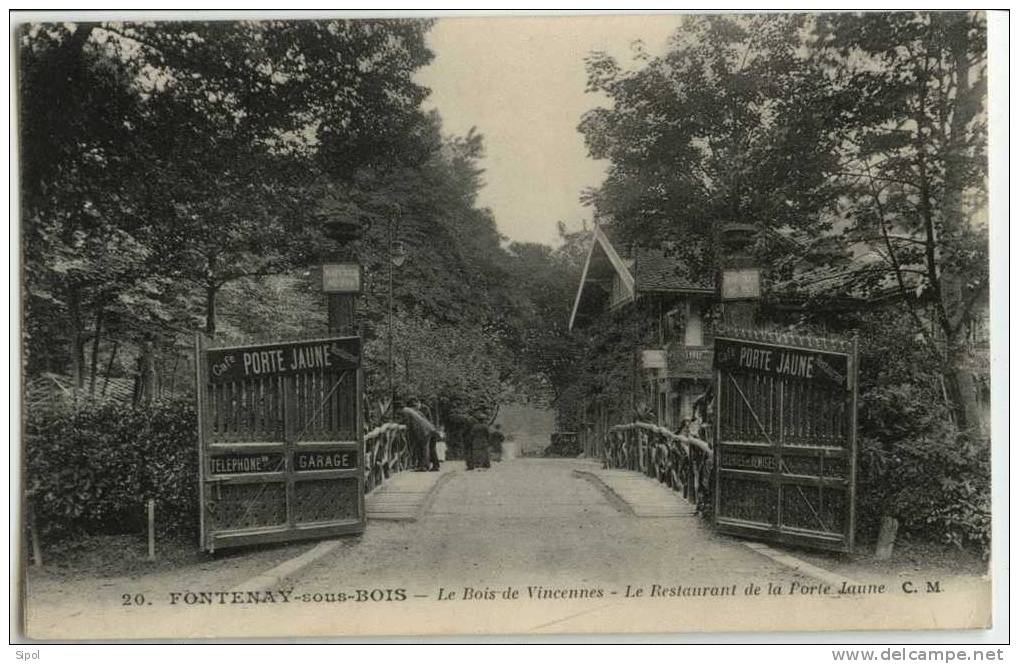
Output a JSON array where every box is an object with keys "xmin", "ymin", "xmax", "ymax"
[
  {"xmin": 489, "ymin": 423, "xmax": 505, "ymax": 463},
  {"xmin": 448, "ymin": 415, "xmax": 473, "ymax": 470},
  {"xmin": 688, "ymin": 412, "xmax": 704, "ymax": 440},
  {"xmin": 398, "ymin": 403, "xmax": 441, "ymax": 472},
  {"xmin": 692, "ymin": 386, "xmax": 713, "ymax": 435},
  {"xmin": 468, "ymin": 418, "xmax": 491, "ymax": 470},
  {"xmin": 426, "ymin": 429, "xmax": 441, "ymax": 471}
]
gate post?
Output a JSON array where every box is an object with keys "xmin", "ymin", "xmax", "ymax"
[
  {"xmin": 321, "ymin": 263, "xmax": 362, "ymax": 336},
  {"xmin": 194, "ymin": 333, "xmax": 207, "ymax": 551}
]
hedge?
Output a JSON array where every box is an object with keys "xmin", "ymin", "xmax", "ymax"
[
  {"xmin": 856, "ymin": 423, "xmax": 991, "ymax": 555},
  {"xmin": 852, "ymin": 314, "xmax": 992, "ymax": 556},
  {"xmin": 25, "ymin": 398, "xmax": 199, "ymax": 542}
]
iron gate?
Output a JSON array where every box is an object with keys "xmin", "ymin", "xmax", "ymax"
[
  {"xmin": 196, "ymin": 334, "xmax": 364, "ymax": 551},
  {"xmin": 713, "ymin": 329, "xmax": 858, "ymax": 552}
]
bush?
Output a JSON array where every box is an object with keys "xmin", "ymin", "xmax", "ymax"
[
  {"xmin": 25, "ymin": 398, "xmax": 199, "ymax": 542},
  {"xmin": 857, "ymin": 426, "xmax": 990, "ymax": 555},
  {"xmin": 854, "ymin": 313, "xmax": 991, "ymax": 556}
]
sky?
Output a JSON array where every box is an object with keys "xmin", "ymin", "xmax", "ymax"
[{"xmin": 415, "ymin": 14, "xmax": 683, "ymax": 247}]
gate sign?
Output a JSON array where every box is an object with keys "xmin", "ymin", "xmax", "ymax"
[
  {"xmin": 196, "ymin": 334, "xmax": 365, "ymax": 552},
  {"xmin": 207, "ymin": 338, "xmax": 359, "ymax": 384},
  {"xmin": 715, "ymin": 337, "xmax": 851, "ymax": 391},
  {"xmin": 321, "ymin": 263, "xmax": 363, "ymax": 293},
  {"xmin": 210, "ymin": 453, "xmax": 285, "ymax": 475},
  {"xmin": 713, "ymin": 329, "xmax": 858, "ymax": 553}
]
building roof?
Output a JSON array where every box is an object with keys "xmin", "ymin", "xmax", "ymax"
[
  {"xmin": 569, "ymin": 224, "xmax": 714, "ymax": 330},
  {"xmin": 633, "ymin": 247, "xmax": 714, "ymax": 293},
  {"xmin": 768, "ymin": 248, "xmax": 918, "ymax": 303}
]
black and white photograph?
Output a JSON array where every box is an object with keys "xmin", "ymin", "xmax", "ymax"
[{"xmin": 11, "ymin": 10, "xmax": 1003, "ymax": 642}]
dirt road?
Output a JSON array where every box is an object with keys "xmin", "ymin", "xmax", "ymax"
[{"xmin": 23, "ymin": 459, "xmax": 990, "ymax": 640}]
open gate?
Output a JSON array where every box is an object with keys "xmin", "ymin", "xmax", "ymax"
[
  {"xmin": 195, "ymin": 335, "xmax": 364, "ymax": 552},
  {"xmin": 713, "ymin": 329, "xmax": 858, "ymax": 552}
]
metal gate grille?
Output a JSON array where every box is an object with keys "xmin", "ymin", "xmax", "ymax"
[
  {"xmin": 713, "ymin": 329, "xmax": 858, "ymax": 552},
  {"xmin": 196, "ymin": 335, "xmax": 365, "ymax": 551}
]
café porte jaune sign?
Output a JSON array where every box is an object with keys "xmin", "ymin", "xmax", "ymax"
[
  {"xmin": 206, "ymin": 337, "xmax": 359, "ymax": 384},
  {"xmin": 714, "ymin": 337, "xmax": 851, "ymax": 391}
]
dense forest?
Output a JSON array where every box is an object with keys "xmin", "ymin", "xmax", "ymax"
[{"xmin": 19, "ymin": 19, "xmax": 584, "ymax": 425}]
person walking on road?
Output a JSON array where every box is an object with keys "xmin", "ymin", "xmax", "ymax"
[
  {"xmin": 467, "ymin": 418, "xmax": 491, "ymax": 470},
  {"xmin": 489, "ymin": 423, "xmax": 505, "ymax": 463}
]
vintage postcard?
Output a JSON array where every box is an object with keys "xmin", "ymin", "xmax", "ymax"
[{"xmin": 14, "ymin": 10, "xmax": 1000, "ymax": 641}]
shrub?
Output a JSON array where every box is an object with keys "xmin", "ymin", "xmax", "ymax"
[
  {"xmin": 856, "ymin": 426, "xmax": 990, "ymax": 555},
  {"xmin": 854, "ymin": 312, "xmax": 991, "ymax": 556},
  {"xmin": 25, "ymin": 398, "xmax": 199, "ymax": 542}
]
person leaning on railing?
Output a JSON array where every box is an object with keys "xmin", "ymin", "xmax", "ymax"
[{"xmin": 398, "ymin": 403, "xmax": 442, "ymax": 472}]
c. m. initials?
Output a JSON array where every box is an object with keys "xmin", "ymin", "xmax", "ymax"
[{"xmin": 901, "ymin": 580, "xmax": 943, "ymax": 594}]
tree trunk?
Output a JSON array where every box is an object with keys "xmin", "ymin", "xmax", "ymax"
[
  {"xmin": 168, "ymin": 353, "xmax": 181, "ymax": 396},
  {"xmin": 946, "ymin": 342, "xmax": 983, "ymax": 435},
  {"xmin": 101, "ymin": 340, "xmax": 119, "ymax": 397},
  {"xmin": 937, "ymin": 14, "xmax": 985, "ymax": 437},
  {"xmin": 134, "ymin": 341, "xmax": 158, "ymax": 406},
  {"xmin": 67, "ymin": 286, "xmax": 86, "ymax": 392},
  {"xmin": 88, "ymin": 306, "xmax": 104, "ymax": 396},
  {"xmin": 204, "ymin": 284, "xmax": 219, "ymax": 337}
]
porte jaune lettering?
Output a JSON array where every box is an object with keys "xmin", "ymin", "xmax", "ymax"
[
  {"xmin": 714, "ymin": 337, "xmax": 850, "ymax": 390},
  {"xmin": 736, "ymin": 346, "xmax": 815, "ymax": 379},
  {"xmin": 206, "ymin": 338, "xmax": 359, "ymax": 385},
  {"xmin": 243, "ymin": 344, "xmax": 334, "ymax": 377}
]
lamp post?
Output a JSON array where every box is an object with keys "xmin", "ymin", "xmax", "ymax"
[{"xmin": 387, "ymin": 215, "xmax": 407, "ymax": 416}]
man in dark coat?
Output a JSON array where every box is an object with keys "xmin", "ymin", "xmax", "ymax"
[{"xmin": 467, "ymin": 419, "xmax": 490, "ymax": 470}]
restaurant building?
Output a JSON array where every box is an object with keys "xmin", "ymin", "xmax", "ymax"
[{"xmin": 568, "ymin": 224, "xmax": 717, "ymax": 448}]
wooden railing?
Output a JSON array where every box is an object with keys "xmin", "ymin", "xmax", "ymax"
[
  {"xmin": 605, "ymin": 422, "xmax": 713, "ymax": 510},
  {"xmin": 363, "ymin": 422, "xmax": 411, "ymax": 494}
]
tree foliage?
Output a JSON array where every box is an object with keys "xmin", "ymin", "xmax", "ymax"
[
  {"xmin": 20, "ymin": 18, "xmax": 578, "ymax": 424},
  {"xmin": 812, "ymin": 11, "xmax": 988, "ymax": 429},
  {"xmin": 577, "ymin": 11, "xmax": 989, "ymax": 433},
  {"xmin": 580, "ymin": 15, "xmax": 846, "ymax": 273}
]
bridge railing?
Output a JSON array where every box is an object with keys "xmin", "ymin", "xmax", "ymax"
[
  {"xmin": 605, "ymin": 422, "xmax": 713, "ymax": 509},
  {"xmin": 363, "ymin": 422, "xmax": 411, "ymax": 494}
]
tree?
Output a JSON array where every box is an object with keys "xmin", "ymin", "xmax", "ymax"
[
  {"xmin": 19, "ymin": 17, "xmax": 439, "ymax": 393},
  {"xmin": 20, "ymin": 18, "xmax": 596, "ymax": 425},
  {"xmin": 499, "ymin": 224, "xmax": 589, "ymax": 403},
  {"xmin": 812, "ymin": 11, "xmax": 988, "ymax": 430},
  {"xmin": 346, "ymin": 124, "xmax": 536, "ymax": 417},
  {"xmin": 95, "ymin": 19, "xmax": 436, "ymax": 336},
  {"xmin": 579, "ymin": 15, "xmax": 845, "ymax": 273},
  {"xmin": 19, "ymin": 23, "xmax": 190, "ymax": 386},
  {"xmin": 576, "ymin": 13, "xmax": 990, "ymax": 433}
]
